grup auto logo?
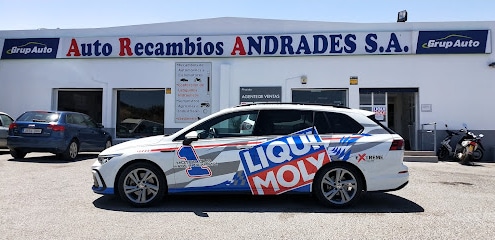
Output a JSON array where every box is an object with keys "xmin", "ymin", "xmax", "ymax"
[
  {"xmin": 416, "ymin": 30, "xmax": 488, "ymax": 54},
  {"xmin": 1, "ymin": 38, "xmax": 59, "ymax": 59},
  {"xmin": 239, "ymin": 128, "xmax": 331, "ymax": 195}
]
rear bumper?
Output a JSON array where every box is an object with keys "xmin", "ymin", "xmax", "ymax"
[{"xmin": 7, "ymin": 136, "xmax": 68, "ymax": 153}]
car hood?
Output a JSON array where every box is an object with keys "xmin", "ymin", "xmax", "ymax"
[{"xmin": 100, "ymin": 135, "xmax": 175, "ymax": 155}]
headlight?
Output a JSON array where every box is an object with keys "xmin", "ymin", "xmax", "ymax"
[{"xmin": 98, "ymin": 153, "xmax": 123, "ymax": 164}]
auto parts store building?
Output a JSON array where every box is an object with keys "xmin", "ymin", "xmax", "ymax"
[{"xmin": 0, "ymin": 17, "xmax": 493, "ymax": 159}]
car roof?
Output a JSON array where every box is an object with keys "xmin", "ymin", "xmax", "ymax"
[
  {"xmin": 22, "ymin": 110, "xmax": 84, "ymax": 114},
  {"xmin": 230, "ymin": 103, "xmax": 375, "ymax": 116}
]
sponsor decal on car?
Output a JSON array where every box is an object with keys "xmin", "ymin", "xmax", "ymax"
[
  {"xmin": 356, "ymin": 153, "xmax": 384, "ymax": 163},
  {"xmin": 176, "ymin": 146, "xmax": 213, "ymax": 178},
  {"xmin": 239, "ymin": 128, "xmax": 330, "ymax": 195}
]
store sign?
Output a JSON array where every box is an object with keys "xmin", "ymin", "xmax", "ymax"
[
  {"xmin": 239, "ymin": 87, "xmax": 282, "ymax": 104},
  {"xmin": 416, "ymin": 30, "xmax": 490, "ymax": 54},
  {"xmin": 58, "ymin": 31, "xmax": 412, "ymax": 58},
  {"xmin": 1, "ymin": 38, "xmax": 59, "ymax": 59},
  {"xmin": 175, "ymin": 62, "xmax": 212, "ymax": 123}
]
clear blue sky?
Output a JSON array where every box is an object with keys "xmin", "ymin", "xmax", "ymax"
[{"xmin": 0, "ymin": 0, "xmax": 493, "ymax": 30}]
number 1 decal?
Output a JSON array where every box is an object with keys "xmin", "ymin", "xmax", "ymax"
[{"xmin": 177, "ymin": 146, "xmax": 212, "ymax": 178}]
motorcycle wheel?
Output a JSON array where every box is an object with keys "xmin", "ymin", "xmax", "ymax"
[
  {"xmin": 472, "ymin": 149, "xmax": 483, "ymax": 161},
  {"xmin": 437, "ymin": 147, "xmax": 449, "ymax": 161}
]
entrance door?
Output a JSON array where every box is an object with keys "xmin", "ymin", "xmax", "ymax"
[{"xmin": 359, "ymin": 88, "xmax": 418, "ymax": 150}]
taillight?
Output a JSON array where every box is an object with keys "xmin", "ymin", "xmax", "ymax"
[
  {"xmin": 9, "ymin": 123, "xmax": 17, "ymax": 130},
  {"xmin": 47, "ymin": 124, "xmax": 65, "ymax": 131},
  {"xmin": 390, "ymin": 139, "xmax": 404, "ymax": 150}
]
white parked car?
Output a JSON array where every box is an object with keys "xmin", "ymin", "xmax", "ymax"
[
  {"xmin": 92, "ymin": 103, "xmax": 409, "ymax": 208},
  {"xmin": 0, "ymin": 112, "xmax": 14, "ymax": 148}
]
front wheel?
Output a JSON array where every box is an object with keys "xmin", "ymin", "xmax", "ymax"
[
  {"xmin": 472, "ymin": 149, "xmax": 483, "ymax": 161},
  {"xmin": 118, "ymin": 162, "xmax": 166, "ymax": 207},
  {"xmin": 313, "ymin": 163, "xmax": 363, "ymax": 208},
  {"xmin": 104, "ymin": 139, "xmax": 112, "ymax": 149}
]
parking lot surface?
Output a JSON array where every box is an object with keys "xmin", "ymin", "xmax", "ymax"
[{"xmin": 1, "ymin": 150, "xmax": 494, "ymax": 240}]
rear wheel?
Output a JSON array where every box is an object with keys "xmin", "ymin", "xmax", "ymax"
[
  {"xmin": 118, "ymin": 162, "xmax": 166, "ymax": 207},
  {"xmin": 313, "ymin": 163, "xmax": 363, "ymax": 208},
  {"xmin": 10, "ymin": 148, "xmax": 27, "ymax": 159},
  {"xmin": 437, "ymin": 147, "xmax": 449, "ymax": 161},
  {"xmin": 61, "ymin": 140, "xmax": 79, "ymax": 160}
]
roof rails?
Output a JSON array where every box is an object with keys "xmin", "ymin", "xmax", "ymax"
[{"xmin": 236, "ymin": 102, "xmax": 350, "ymax": 109}]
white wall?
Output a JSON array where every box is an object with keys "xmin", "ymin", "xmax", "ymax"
[{"xmin": 1, "ymin": 18, "xmax": 494, "ymax": 132}]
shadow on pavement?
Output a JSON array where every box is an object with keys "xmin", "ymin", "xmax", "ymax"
[
  {"xmin": 6, "ymin": 153, "xmax": 98, "ymax": 163},
  {"xmin": 93, "ymin": 192, "xmax": 423, "ymax": 216}
]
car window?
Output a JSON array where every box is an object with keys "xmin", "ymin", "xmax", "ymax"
[
  {"xmin": 253, "ymin": 110, "xmax": 314, "ymax": 136},
  {"xmin": 82, "ymin": 114, "xmax": 98, "ymax": 128},
  {"xmin": 18, "ymin": 112, "xmax": 60, "ymax": 123},
  {"xmin": 0, "ymin": 114, "xmax": 13, "ymax": 127},
  {"xmin": 175, "ymin": 110, "xmax": 259, "ymax": 140},
  {"xmin": 314, "ymin": 111, "xmax": 363, "ymax": 134}
]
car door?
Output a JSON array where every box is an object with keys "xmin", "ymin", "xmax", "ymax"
[
  {"xmin": 0, "ymin": 113, "xmax": 14, "ymax": 147},
  {"xmin": 241, "ymin": 109, "xmax": 331, "ymax": 195},
  {"xmin": 80, "ymin": 114, "xmax": 108, "ymax": 151},
  {"xmin": 170, "ymin": 110, "xmax": 261, "ymax": 193}
]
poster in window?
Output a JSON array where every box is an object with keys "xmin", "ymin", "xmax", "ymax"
[
  {"xmin": 175, "ymin": 62, "xmax": 212, "ymax": 123},
  {"xmin": 373, "ymin": 105, "xmax": 387, "ymax": 121}
]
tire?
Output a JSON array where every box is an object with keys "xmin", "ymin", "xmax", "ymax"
[
  {"xmin": 437, "ymin": 147, "xmax": 449, "ymax": 161},
  {"xmin": 61, "ymin": 140, "xmax": 79, "ymax": 160},
  {"xmin": 104, "ymin": 139, "xmax": 112, "ymax": 149},
  {"xmin": 472, "ymin": 149, "xmax": 483, "ymax": 161},
  {"xmin": 10, "ymin": 148, "xmax": 27, "ymax": 159},
  {"xmin": 313, "ymin": 163, "xmax": 363, "ymax": 208},
  {"xmin": 117, "ymin": 162, "xmax": 166, "ymax": 207}
]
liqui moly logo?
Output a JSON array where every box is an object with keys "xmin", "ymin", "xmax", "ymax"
[{"xmin": 239, "ymin": 128, "xmax": 331, "ymax": 195}]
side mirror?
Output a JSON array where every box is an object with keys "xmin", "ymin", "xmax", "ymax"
[
  {"xmin": 183, "ymin": 131, "xmax": 199, "ymax": 145},
  {"xmin": 97, "ymin": 123, "xmax": 104, "ymax": 128}
]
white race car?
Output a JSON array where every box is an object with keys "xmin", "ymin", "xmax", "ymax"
[{"xmin": 92, "ymin": 103, "xmax": 409, "ymax": 208}]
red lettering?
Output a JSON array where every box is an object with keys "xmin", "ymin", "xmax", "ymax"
[
  {"xmin": 230, "ymin": 36, "xmax": 246, "ymax": 55},
  {"xmin": 119, "ymin": 38, "xmax": 133, "ymax": 56},
  {"xmin": 66, "ymin": 38, "xmax": 81, "ymax": 57}
]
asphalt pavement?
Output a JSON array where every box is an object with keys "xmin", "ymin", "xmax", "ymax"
[{"xmin": 1, "ymin": 150, "xmax": 494, "ymax": 240}]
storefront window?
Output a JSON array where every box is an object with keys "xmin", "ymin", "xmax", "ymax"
[
  {"xmin": 57, "ymin": 89, "xmax": 103, "ymax": 123},
  {"xmin": 359, "ymin": 93, "xmax": 372, "ymax": 105},
  {"xmin": 292, "ymin": 89, "xmax": 348, "ymax": 106},
  {"xmin": 116, "ymin": 89, "xmax": 165, "ymax": 138}
]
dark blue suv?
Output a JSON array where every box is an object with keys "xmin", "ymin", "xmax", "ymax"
[{"xmin": 7, "ymin": 111, "xmax": 112, "ymax": 160}]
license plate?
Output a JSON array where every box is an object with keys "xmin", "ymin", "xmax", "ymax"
[{"xmin": 22, "ymin": 128, "xmax": 42, "ymax": 134}]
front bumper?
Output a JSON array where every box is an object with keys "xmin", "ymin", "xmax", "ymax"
[{"xmin": 92, "ymin": 169, "xmax": 114, "ymax": 195}]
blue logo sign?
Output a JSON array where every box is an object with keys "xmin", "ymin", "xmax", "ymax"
[
  {"xmin": 416, "ymin": 30, "xmax": 489, "ymax": 54},
  {"xmin": 2, "ymin": 38, "xmax": 59, "ymax": 59}
]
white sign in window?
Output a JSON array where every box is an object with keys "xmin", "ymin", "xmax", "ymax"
[{"xmin": 175, "ymin": 62, "xmax": 212, "ymax": 122}]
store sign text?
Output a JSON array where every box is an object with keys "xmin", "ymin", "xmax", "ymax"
[{"xmin": 61, "ymin": 31, "xmax": 412, "ymax": 58}]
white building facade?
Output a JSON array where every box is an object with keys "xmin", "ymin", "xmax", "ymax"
[{"xmin": 0, "ymin": 18, "xmax": 493, "ymax": 158}]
